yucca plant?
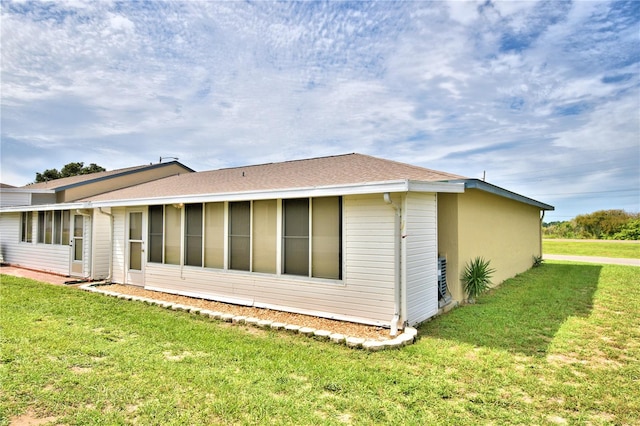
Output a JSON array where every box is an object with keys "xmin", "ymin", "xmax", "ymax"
[{"xmin": 461, "ymin": 256, "xmax": 495, "ymax": 302}]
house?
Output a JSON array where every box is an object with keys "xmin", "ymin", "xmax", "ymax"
[{"xmin": 0, "ymin": 154, "xmax": 553, "ymax": 334}]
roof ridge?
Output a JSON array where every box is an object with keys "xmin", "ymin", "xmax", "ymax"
[{"xmin": 216, "ymin": 153, "xmax": 359, "ymax": 172}]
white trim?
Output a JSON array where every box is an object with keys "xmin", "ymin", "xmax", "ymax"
[
  {"xmin": 0, "ymin": 181, "xmax": 465, "ymax": 212},
  {"xmin": 0, "ymin": 188, "xmax": 55, "ymax": 194},
  {"xmin": 0, "ymin": 202, "xmax": 91, "ymax": 213},
  {"xmin": 85, "ymin": 180, "xmax": 465, "ymax": 208}
]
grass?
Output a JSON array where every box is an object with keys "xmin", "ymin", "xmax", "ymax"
[
  {"xmin": 544, "ymin": 239, "xmax": 640, "ymax": 258},
  {"xmin": 1, "ymin": 263, "xmax": 639, "ymax": 425}
]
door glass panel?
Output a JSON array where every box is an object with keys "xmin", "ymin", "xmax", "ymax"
[
  {"xmin": 130, "ymin": 242, "xmax": 142, "ymax": 270},
  {"xmin": 74, "ymin": 216, "xmax": 83, "ymax": 237},
  {"xmin": 129, "ymin": 212, "xmax": 143, "ymax": 271},
  {"xmin": 129, "ymin": 212, "xmax": 142, "ymax": 240},
  {"xmin": 73, "ymin": 216, "xmax": 83, "ymax": 261}
]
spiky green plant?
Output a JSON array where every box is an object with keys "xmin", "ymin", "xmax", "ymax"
[{"xmin": 461, "ymin": 257, "xmax": 495, "ymax": 301}]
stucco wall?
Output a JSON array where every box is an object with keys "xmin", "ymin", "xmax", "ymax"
[{"xmin": 438, "ymin": 189, "xmax": 542, "ymax": 302}]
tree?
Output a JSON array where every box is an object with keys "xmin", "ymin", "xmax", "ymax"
[
  {"xmin": 613, "ymin": 219, "xmax": 640, "ymax": 240},
  {"xmin": 574, "ymin": 210, "xmax": 638, "ymax": 239},
  {"xmin": 35, "ymin": 162, "xmax": 106, "ymax": 183}
]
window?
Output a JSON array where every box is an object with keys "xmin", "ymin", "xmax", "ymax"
[
  {"xmin": 145, "ymin": 197, "xmax": 342, "ymax": 280},
  {"xmin": 36, "ymin": 210, "xmax": 69, "ymax": 245},
  {"xmin": 53, "ymin": 211, "xmax": 62, "ymax": 244},
  {"xmin": 229, "ymin": 201, "xmax": 250, "ymax": 271},
  {"xmin": 61, "ymin": 211, "xmax": 70, "ymax": 245},
  {"xmin": 21, "ymin": 212, "xmax": 33, "ymax": 243},
  {"xmin": 185, "ymin": 203, "xmax": 203, "ymax": 266},
  {"xmin": 148, "ymin": 204, "xmax": 182, "ymax": 265},
  {"xmin": 283, "ymin": 198, "xmax": 309, "ymax": 276},
  {"xmin": 148, "ymin": 205, "xmax": 163, "ymax": 263},
  {"xmin": 283, "ymin": 197, "xmax": 342, "ymax": 279}
]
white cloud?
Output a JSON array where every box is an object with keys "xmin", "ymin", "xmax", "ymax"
[{"xmin": 1, "ymin": 0, "xmax": 638, "ymax": 219}]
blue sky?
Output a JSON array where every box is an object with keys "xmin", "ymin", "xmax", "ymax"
[{"xmin": 1, "ymin": 0, "xmax": 638, "ymax": 222}]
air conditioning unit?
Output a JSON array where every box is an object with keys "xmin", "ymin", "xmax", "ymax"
[{"xmin": 438, "ymin": 256, "xmax": 451, "ymax": 306}]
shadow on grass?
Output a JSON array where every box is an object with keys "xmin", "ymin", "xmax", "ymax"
[{"xmin": 419, "ymin": 263, "xmax": 601, "ymax": 356}]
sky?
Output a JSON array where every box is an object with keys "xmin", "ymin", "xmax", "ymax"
[{"xmin": 1, "ymin": 0, "xmax": 638, "ymax": 222}]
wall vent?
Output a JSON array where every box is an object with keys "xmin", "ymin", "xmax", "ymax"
[{"xmin": 438, "ymin": 256, "xmax": 451, "ymax": 307}]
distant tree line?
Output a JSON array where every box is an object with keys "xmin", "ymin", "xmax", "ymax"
[
  {"xmin": 35, "ymin": 162, "xmax": 106, "ymax": 183},
  {"xmin": 543, "ymin": 210, "xmax": 640, "ymax": 240}
]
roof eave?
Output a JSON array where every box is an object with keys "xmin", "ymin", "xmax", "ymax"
[
  {"xmin": 87, "ymin": 180, "xmax": 466, "ymax": 208},
  {"xmin": 0, "ymin": 202, "xmax": 91, "ymax": 213},
  {"xmin": 450, "ymin": 179, "xmax": 555, "ymax": 211}
]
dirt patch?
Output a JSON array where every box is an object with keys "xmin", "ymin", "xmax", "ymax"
[
  {"xmin": 9, "ymin": 411, "xmax": 58, "ymax": 426},
  {"xmin": 100, "ymin": 284, "xmax": 391, "ymax": 340}
]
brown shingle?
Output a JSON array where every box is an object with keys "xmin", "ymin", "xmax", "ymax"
[{"xmin": 84, "ymin": 153, "xmax": 466, "ymax": 202}]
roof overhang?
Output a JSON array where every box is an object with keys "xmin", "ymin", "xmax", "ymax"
[
  {"xmin": 0, "ymin": 180, "xmax": 465, "ymax": 211},
  {"xmin": 449, "ymin": 179, "xmax": 555, "ymax": 211},
  {"xmin": 0, "ymin": 188, "xmax": 55, "ymax": 194},
  {"xmin": 87, "ymin": 179, "xmax": 465, "ymax": 208},
  {"xmin": 0, "ymin": 202, "xmax": 91, "ymax": 213}
]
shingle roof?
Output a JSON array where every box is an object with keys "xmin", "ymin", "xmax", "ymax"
[{"xmin": 85, "ymin": 153, "xmax": 466, "ymax": 202}]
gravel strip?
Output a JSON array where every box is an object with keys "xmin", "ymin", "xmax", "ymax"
[{"xmin": 100, "ymin": 284, "xmax": 391, "ymax": 340}]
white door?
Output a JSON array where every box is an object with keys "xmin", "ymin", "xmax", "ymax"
[
  {"xmin": 126, "ymin": 211, "xmax": 145, "ymax": 286},
  {"xmin": 70, "ymin": 214, "xmax": 84, "ymax": 277}
]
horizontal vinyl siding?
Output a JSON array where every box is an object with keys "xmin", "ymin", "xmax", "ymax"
[
  {"xmin": 144, "ymin": 264, "xmax": 394, "ymax": 325},
  {"xmin": 405, "ymin": 192, "xmax": 438, "ymax": 325},
  {"xmin": 0, "ymin": 193, "xmax": 31, "ymax": 207},
  {"xmin": 0, "ymin": 212, "xmax": 70, "ymax": 275},
  {"xmin": 92, "ymin": 210, "xmax": 112, "ymax": 280},
  {"xmin": 111, "ymin": 207, "xmax": 126, "ymax": 284},
  {"xmin": 125, "ymin": 194, "xmax": 397, "ymax": 326}
]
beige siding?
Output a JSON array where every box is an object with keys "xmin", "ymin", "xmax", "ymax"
[
  {"xmin": 0, "ymin": 212, "xmax": 70, "ymax": 275},
  {"xmin": 438, "ymin": 190, "xmax": 542, "ymax": 302},
  {"xmin": 404, "ymin": 192, "xmax": 438, "ymax": 325}
]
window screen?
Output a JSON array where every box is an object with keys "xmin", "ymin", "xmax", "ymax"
[
  {"xmin": 283, "ymin": 198, "xmax": 309, "ymax": 276},
  {"xmin": 21, "ymin": 212, "xmax": 33, "ymax": 243},
  {"xmin": 185, "ymin": 204, "xmax": 203, "ymax": 266},
  {"xmin": 148, "ymin": 205, "xmax": 163, "ymax": 263},
  {"xmin": 229, "ymin": 201, "xmax": 250, "ymax": 271}
]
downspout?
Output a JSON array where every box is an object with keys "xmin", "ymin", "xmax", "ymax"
[
  {"xmin": 384, "ymin": 193, "xmax": 401, "ymax": 336},
  {"xmin": 98, "ymin": 207, "xmax": 114, "ymax": 283},
  {"xmin": 540, "ymin": 210, "xmax": 545, "ymax": 258}
]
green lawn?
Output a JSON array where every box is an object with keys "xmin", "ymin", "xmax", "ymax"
[
  {"xmin": 544, "ymin": 239, "xmax": 640, "ymax": 258},
  {"xmin": 1, "ymin": 263, "xmax": 639, "ymax": 425}
]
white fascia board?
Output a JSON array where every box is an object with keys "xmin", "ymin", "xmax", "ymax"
[
  {"xmin": 88, "ymin": 180, "xmax": 410, "ymax": 208},
  {"xmin": 0, "ymin": 188, "xmax": 56, "ymax": 194},
  {"xmin": 87, "ymin": 180, "xmax": 465, "ymax": 208},
  {"xmin": 0, "ymin": 202, "xmax": 91, "ymax": 213},
  {"xmin": 407, "ymin": 180, "xmax": 465, "ymax": 193}
]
